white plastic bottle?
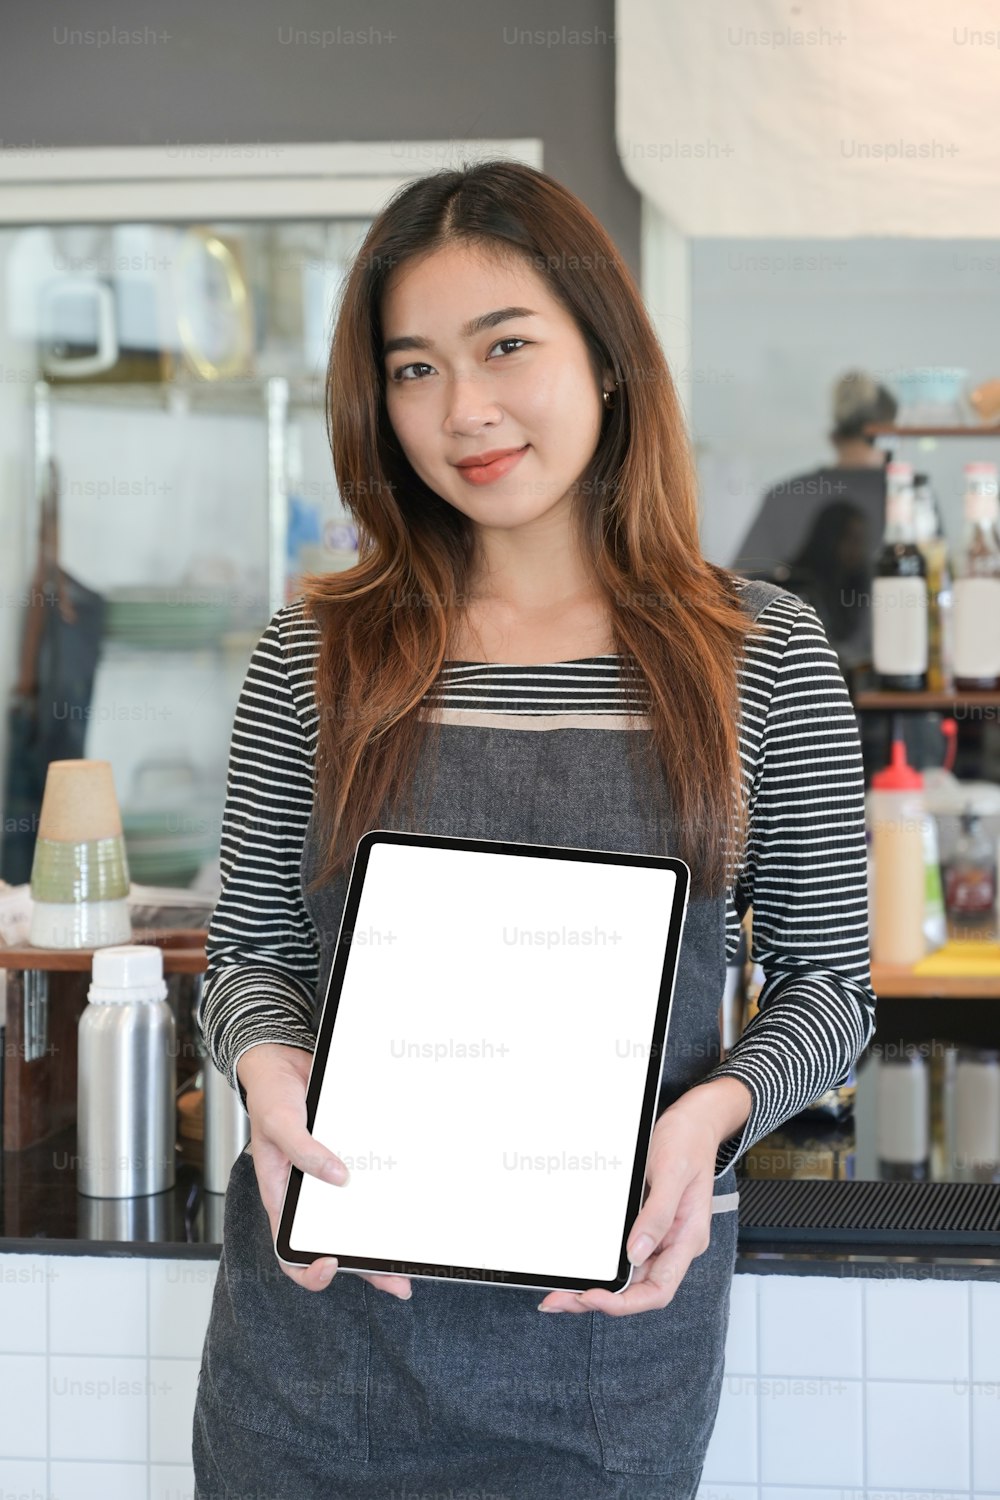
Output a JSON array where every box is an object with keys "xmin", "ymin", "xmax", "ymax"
[{"xmin": 866, "ymin": 734, "xmax": 932, "ymax": 967}]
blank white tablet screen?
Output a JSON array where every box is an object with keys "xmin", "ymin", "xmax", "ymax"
[{"xmin": 289, "ymin": 841, "xmax": 678, "ymax": 1283}]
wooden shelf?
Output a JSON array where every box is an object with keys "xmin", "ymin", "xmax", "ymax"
[
  {"xmin": 863, "ymin": 425, "xmax": 1000, "ymax": 437},
  {"xmin": 872, "ymin": 963, "xmax": 1000, "ymax": 999},
  {"xmin": 0, "ymin": 928, "xmax": 206, "ymax": 974},
  {"xmin": 854, "ymin": 689, "xmax": 1000, "ymax": 712},
  {"xmin": 1, "ymin": 930, "xmax": 208, "ymax": 1154}
]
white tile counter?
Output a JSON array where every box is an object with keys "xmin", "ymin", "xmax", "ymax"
[{"xmin": 3, "ymin": 1252, "xmax": 1000, "ymax": 1499}]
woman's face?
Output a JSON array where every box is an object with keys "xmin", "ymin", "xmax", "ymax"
[{"xmin": 381, "ymin": 240, "xmax": 609, "ymax": 532}]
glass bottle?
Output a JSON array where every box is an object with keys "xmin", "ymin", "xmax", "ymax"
[
  {"xmin": 952, "ymin": 461, "xmax": 1000, "ymax": 691},
  {"xmin": 872, "ymin": 461, "xmax": 928, "ymax": 691},
  {"xmin": 952, "ymin": 1046, "xmax": 1000, "ymax": 1183},
  {"xmin": 876, "ymin": 1051, "xmax": 930, "ymax": 1181},
  {"xmin": 944, "ymin": 804, "xmax": 998, "ymax": 930},
  {"xmin": 913, "ymin": 473, "xmax": 954, "ymax": 691}
]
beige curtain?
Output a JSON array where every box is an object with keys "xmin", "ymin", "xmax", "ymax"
[{"xmin": 617, "ymin": 0, "xmax": 1000, "ymax": 235}]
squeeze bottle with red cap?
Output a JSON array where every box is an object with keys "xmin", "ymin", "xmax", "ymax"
[{"xmin": 867, "ymin": 730, "xmax": 931, "ymax": 967}]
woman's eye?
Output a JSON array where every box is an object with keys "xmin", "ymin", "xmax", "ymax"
[
  {"xmin": 489, "ymin": 337, "xmax": 528, "ymax": 358},
  {"xmin": 389, "ymin": 338, "xmax": 528, "ymax": 384},
  {"xmin": 391, "ymin": 362, "xmax": 433, "ymax": 383}
]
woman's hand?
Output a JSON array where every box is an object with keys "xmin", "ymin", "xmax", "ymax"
[
  {"xmin": 235, "ymin": 1042, "xmax": 413, "ymax": 1300},
  {"xmin": 537, "ymin": 1076, "xmax": 752, "ymax": 1317}
]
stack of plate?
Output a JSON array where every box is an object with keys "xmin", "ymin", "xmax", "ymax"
[
  {"xmin": 121, "ymin": 802, "xmax": 222, "ymax": 886},
  {"xmin": 104, "ymin": 587, "xmax": 232, "ymax": 650}
]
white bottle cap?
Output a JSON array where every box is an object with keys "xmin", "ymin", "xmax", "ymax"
[{"xmin": 88, "ymin": 944, "xmax": 168, "ymax": 1004}]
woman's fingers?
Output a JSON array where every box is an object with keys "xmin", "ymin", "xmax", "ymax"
[
  {"xmin": 537, "ymin": 1135, "xmax": 716, "ymax": 1316},
  {"xmin": 245, "ymin": 1068, "xmax": 350, "ymax": 1293},
  {"xmin": 358, "ymin": 1272, "xmax": 413, "ymax": 1298},
  {"xmin": 265, "ymin": 1117, "xmax": 350, "ymax": 1191},
  {"xmin": 247, "ymin": 1140, "xmax": 340, "ymax": 1293},
  {"xmin": 240, "ymin": 1047, "xmax": 412, "ymax": 1297},
  {"xmin": 250, "ymin": 1134, "xmax": 412, "ymax": 1298},
  {"xmin": 624, "ymin": 1129, "xmax": 700, "ymax": 1270},
  {"xmin": 248, "ymin": 1058, "xmax": 350, "ymax": 1190},
  {"xmin": 540, "ymin": 1206, "xmax": 710, "ymax": 1316},
  {"xmin": 286, "ymin": 1252, "xmax": 341, "ymax": 1295},
  {"xmin": 580, "ymin": 1226, "xmax": 701, "ymax": 1317}
]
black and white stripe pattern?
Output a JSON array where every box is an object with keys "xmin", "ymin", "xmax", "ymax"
[
  {"xmin": 422, "ymin": 658, "xmax": 650, "ymax": 717},
  {"xmin": 198, "ymin": 585, "xmax": 876, "ymax": 1178}
]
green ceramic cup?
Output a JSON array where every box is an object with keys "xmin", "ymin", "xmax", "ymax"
[{"xmin": 30, "ymin": 835, "xmax": 131, "ymax": 904}]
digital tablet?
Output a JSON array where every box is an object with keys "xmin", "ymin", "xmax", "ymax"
[{"xmin": 275, "ymin": 830, "xmax": 690, "ymax": 1294}]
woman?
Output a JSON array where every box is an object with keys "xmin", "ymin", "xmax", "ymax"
[{"xmin": 192, "ymin": 160, "xmax": 875, "ymax": 1499}]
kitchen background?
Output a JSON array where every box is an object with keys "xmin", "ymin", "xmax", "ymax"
[
  {"xmin": 6, "ymin": 220, "xmax": 1000, "ymax": 890},
  {"xmin": 1, "ymin": 1, "xmax": 999, "ymax": 893},
  {"xmin": 3, "ymin": 4, "xmax": 1000, "ymax": 1499},
  {"xmin": 0, "ymin": 0, "xmax": 639, "ymax": 895}
]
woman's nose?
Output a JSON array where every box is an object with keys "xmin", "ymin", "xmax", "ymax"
[{"xmin": 442, "ymin": 375, "xmax": 504, "ymax": 434}]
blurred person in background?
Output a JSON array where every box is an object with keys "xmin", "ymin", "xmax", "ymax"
[
  {"xmin": 731, "ymin": 370, "xmax": 897, "ymax": 585},
  {"xmin": 781, "ymin": 499, "xmax": 873, "ymax": 678}
]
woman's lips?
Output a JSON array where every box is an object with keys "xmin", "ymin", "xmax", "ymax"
[{"xmin": 454, "ymin": 445, "xmax": 529, "ymax": 486}]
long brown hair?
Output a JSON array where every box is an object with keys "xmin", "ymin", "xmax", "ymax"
[{"xmin": 301, "ymin": 159, "xmax": 762, "ymax": 899}]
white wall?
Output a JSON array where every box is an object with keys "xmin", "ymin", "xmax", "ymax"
[{"xmin": 690, "ymin": 236, "xmax": 1000, "ymax": 569}]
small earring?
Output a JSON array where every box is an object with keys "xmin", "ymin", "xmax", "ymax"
[{"xmin": 603, "ymin": 384, "xmax": 617, "ymax": 408}]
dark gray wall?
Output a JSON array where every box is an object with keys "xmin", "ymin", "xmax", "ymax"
[{"xmin": 0, "ymin": 0, "xmax": 640, "ymax": 274}]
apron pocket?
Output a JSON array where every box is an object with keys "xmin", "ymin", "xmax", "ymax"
[
  {"xmin": 201, "ymin": 1144, "xmax": 371, "ymax": 1463},
  {"xmin": 364, "ymin": 1279, "xmax": 598, "ymax": 1465},
  {"xmin": 587, "ymin": 1204, "xmax": 737, "ymax": 1476}
]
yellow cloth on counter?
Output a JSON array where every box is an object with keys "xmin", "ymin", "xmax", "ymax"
[{"xmin": 912, "ymin": 940, "xmax": 1000, "ymax": 976}]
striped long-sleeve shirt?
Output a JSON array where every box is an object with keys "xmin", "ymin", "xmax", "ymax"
[{"xmin": 198, "ymin": 583, "xmax": 876, "ymax": 1180}]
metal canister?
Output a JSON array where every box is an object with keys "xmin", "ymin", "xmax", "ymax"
[
  {"xmin": 203, "ymin": 1057, "xmax": 252, "ymax": 1193},
  {"xmin": 77, "ymin": 945, "xmax": 176, "ymax": 1198},
  {"xmin": 194, "ymin": 972, "xmax": 251, "ymax": 1193}
]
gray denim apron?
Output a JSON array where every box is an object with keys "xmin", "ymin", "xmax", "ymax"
[{"xmin": 191, "ymin": 584, "xmax": 776, "ymax": 1499}]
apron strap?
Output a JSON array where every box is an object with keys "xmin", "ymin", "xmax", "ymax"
[{"xmin": 710, "ymin": 1191, "xmax": 740, "ymax": 1214}]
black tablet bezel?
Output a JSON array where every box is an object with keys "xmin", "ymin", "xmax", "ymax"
[{"xmin": 275, "ymin": 828, "xmax": 690, "ymax": 1294}]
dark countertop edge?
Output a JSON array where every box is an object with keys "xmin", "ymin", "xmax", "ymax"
[
  {"xmin": 0, "ymin": 1236, "xmax": 222, "ymax": 1260},
  {"xmin": 736, "ymin": 1244, "xmax": 1000, "ymax": 1280},
  {"xmin": 1, "ymin": 1234, "xmax": 999, "ymax": 1280}
]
